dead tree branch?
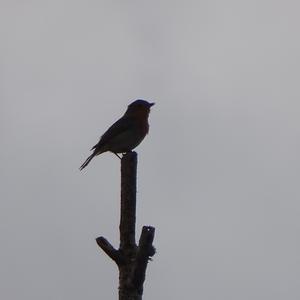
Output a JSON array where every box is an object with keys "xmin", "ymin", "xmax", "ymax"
[{"xmin": 96, "ymin": 151, "xmax": 155, "ymax": 300}]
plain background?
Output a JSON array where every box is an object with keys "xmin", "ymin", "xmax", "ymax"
[{"xmin": 1, "ymin": 1, "xmax": 300, "ymax": 299}]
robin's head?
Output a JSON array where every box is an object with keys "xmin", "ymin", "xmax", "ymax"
[{"xmin": 125, "ymin": 99, "xmax": 155, "ymax": 117}]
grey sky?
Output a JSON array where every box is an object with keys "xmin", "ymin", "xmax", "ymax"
[{"xmin": 1, "ymin": 1, "xmax": 300, "ymax": 299}]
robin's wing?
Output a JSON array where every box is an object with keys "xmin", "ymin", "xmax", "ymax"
[{"xmin": 91, "ymin": 116, "xmax": 135, "ymax": 151}]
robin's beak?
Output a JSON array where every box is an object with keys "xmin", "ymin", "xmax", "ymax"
[{"xmin": 149, "ymin": 102, "xmax": 155, "ymax": 107}]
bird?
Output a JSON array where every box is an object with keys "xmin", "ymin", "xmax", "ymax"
[{"xmin": 79, "ymin": 99, "xmax": 155, "ymax": 170}]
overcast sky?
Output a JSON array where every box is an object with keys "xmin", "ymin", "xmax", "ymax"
[{"xmin": 1, "ymin": 1, "xmax": 300, "ymax": 299}]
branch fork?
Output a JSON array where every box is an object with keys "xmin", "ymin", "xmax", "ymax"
[{"xmin": 95, "ymin": 152, "xmax": 155, "ymax": 300}]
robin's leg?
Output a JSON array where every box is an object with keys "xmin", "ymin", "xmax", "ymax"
[{"xmin": 113, "ymin": 152, "xmax": 122, "ymax": 159}]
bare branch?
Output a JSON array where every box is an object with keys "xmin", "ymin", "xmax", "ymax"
[
  {"xmin": 95, "ymin": 152, "xmax": 156, "ymax": 300},
  {"xmin": 96, "ymin": 236, "xmax": 123, "ymax": 265},
  {"xmin": 120, "ymin": 151, "xmax": 137, "ymax": 249},
  {"xmin": 130, "ymin": 226, "xmax": 156, "ymax": 294}
]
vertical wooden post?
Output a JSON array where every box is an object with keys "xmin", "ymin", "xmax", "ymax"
[{"xmin": 96, "ymin": 151, "xmax": 155, "ymax": 300}]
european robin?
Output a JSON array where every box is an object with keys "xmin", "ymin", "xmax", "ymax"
[{"xmin": 79, "ymin": 99, "xmax": 154, "ymax": 170}]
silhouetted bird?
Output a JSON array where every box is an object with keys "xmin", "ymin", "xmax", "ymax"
[{"xmin": 80, "ymin": 100, "xmax": 154, "ymax": 170}]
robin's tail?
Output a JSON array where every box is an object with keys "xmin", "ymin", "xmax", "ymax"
[{"xmin": 79, "ymin": 153, "xmax": 95, "ymax": 171}]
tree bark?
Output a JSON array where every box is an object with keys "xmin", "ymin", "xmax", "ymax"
[{"xmin": 96, "ymin": 151, "xmax": 155, "ymax": 300}]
